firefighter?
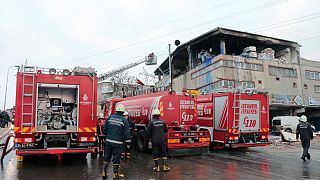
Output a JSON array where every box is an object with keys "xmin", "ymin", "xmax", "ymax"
[
  {"xmin": 296, "ymin": 115, "xmax": 313, "ymax": 161},
  {"xmin": 97, "ymin": 113, "xmax": 106, "ymax": 154},
  {"xmin": 102, "ymin": 104, "xmax": 131, "ymax": 179},
  {"xmin": 122, "ymin": 111, "xmax": 137, "ymax": 159},
  {"xmin": 147, "ymin": 109, "xmax": 170, "ymax": 172}
]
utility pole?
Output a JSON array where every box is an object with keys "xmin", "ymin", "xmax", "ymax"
[
  {"xmin": 168, "ymin": 44, "xmax": 172, "ymax": 91},
  {"xmin": 168, "ymin": 40, "xmax": 180, "ymax": 92}
]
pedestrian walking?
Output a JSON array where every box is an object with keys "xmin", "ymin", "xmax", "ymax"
[
  {"xmin": 147, "ymin": 109, "xmax": 170, "ymax": 172},
  {"xmin": 122, "ymin": 111, "xmax": 137, "ymax": 159},
  {"xmin": 4, "ymin": 111, "xmax": 10, "ymax": 128},
  {"xmin": 296, "ymin": 115, "xmax": 314, "ymax": 161},
  {"xmin": 102, "ymin": 104, "xmax": 131, "ymax": 179}
]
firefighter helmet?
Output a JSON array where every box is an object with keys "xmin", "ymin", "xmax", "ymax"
[
  {"xmin": 152, "ymin": 109, "xmax": 161, "ymax": 116},
  {"xmin": 300, "ymin": 115, "xmax": 307, "ymax": 122},
  {"xmin": 116, "ymin": 104, "xmax": 126, "ymax": 112},
  {"xmin": 123, "ymin": 111, "xmax": 129, "ymax": 116}
]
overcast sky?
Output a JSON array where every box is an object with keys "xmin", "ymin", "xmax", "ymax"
[{"xmin": 0, "ymin": 0, "xmax": 319, "ymax": 109}]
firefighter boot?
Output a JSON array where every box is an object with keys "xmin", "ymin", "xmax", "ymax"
[
  {"xmin": 113, "ymin": 164, "xmax": 125, "ymax": 179},
  {"xmin": 162, "ymin": 157, "xmax": 170, "ymax": 172},
  {"xmin": 101, "ymin": 162, "xmax": 108, "ymax": 179},
  {"xmin": 153, "ymin": 158, "xmax": 160, "ymax": 172}
]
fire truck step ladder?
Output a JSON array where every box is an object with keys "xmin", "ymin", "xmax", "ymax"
[
  {"xmin": 21, "ymin": 66, "xmax": 37, "ymax": 134},
  {"xmin": 232, "ymin": 89, "xmax": 241, "ymax": 130}
]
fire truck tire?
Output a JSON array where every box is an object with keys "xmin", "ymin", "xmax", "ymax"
[{"xmin": 137, "ymin": 130, "xmax": 148, "ymax": 152}]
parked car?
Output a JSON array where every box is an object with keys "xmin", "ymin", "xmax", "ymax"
[{"xmin": 272, "ymin": 116, "xmax": 300, "ymax": 134}]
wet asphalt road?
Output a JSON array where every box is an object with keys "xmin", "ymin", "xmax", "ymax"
[{"xmin": 1, "ymin": 138, "xmax": 320, "ymax": 180}]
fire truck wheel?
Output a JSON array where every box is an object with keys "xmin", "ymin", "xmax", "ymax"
[{"xmin": 137, "ymin": 130, "xmax": 148, "ymax": 152}]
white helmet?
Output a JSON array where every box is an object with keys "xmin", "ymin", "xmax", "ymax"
[
  {"xmin": 300, "ymin": 115, "xmax": 307, "ymax": 122},
  {"xmin": 98, "ymin": 113, "xmax": 104, "ymax": 119},
  {"xmin": 123, "ymin": 111, "xmax": 129, "ymax": 116},
  {"xmin": 116, "ymin": 104, "xmax": 125, "ymax": 112},
  {"xmin": 152, "ymin": 109, "xmax": 161, "ymax": 116}
]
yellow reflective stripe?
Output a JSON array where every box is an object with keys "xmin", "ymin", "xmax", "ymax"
[
  {"xmin": 14, "ymin": 127, "xmax": 20, "ymax": 132},
  {"xmin": 168, "ymin": 139, "xmax": 179, "ymax": 144},
  {"xmin": 79, "ymin": 127, "xmax": 97, "ymax": 132},
  {"xmin": 199, "ymin": 138, "xmax": 210, "ymax": 142},
  {"xmin": 22, "ymin": 127, "xmax": 30, "ymax": 133},
  {"xmin": 160, "ymin": 102, "xmax": 164, "ymax": 116}
]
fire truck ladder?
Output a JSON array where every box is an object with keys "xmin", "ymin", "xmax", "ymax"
[
  {"xmin": 21, "ymin": 66, "xmax": 37, "ymax": 134},
  {"xmin": 232, "ymin": 89, "xmax": 241, "ymax": 132}
]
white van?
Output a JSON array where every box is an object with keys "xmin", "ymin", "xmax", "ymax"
[{"xmin": 271, "ymin": 116, "xmax": 300, "ymax": 134}]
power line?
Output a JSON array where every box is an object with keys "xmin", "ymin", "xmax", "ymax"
[
  {"xmin": 298, "ymin": 36, "xmax": 320, "ymax": 41},
  {"xmin": 53, "ymin": 0, "xmax": 240, "ymax": 60},
  {"xmin": 248, "ymin": 13, "xmax": 320, "ymax": 32},
  {"xmin": 62, "ymin": 0, "xmax": 288, "ymax": 64},
  {"xmin": 253, "ymin": 15, "xmax": 320, "ymax": 33}
]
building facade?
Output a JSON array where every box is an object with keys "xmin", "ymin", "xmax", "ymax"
[{"xmin": 154, "ymin": 27, "xmax": 320, "ymax": 119}]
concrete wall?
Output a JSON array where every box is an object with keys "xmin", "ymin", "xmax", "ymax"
[
  {"xmin": 169, "ymin": 54, "xmax": 319, "ymax": 110},
  {"xmin": 300, "ymin": 58, "xmax": 320, "ymax": 107}
]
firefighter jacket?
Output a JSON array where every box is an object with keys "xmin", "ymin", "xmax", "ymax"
[
  {"xmin": 103, "ymin": 112, "xmax": 131, "ymax": 147},
  {"xmin": 127, "ymin": 118, "xmax": 137, "ymax": 136},
  {"xmin": 296, "ymin": 122, "xmax": 313, "ymax": 141},
  {"xmin": 147, "ymin": 117, "xmax": 168, "ymax": 143}
]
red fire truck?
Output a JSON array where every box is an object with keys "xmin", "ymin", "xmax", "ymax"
[
  {"xmin": 104, "ymin": 91, "xmax": 210, "ymax": 156},
  {"xmin": 196, "ymin": 90, "xmax": 270, "ymax": 149},
  {"xmin": 14, "ymin": 66, "xmax": 97, "ymax": 158}
]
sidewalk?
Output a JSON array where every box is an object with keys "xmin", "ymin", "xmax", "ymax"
[{"xmin": 0, "ymin": 123, "xmax": 12, "ymax": 142}]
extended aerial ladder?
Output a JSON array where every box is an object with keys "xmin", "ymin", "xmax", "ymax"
[{"xmin": 98, "ymin": 53, "xmax": 157, "ymax": 81}]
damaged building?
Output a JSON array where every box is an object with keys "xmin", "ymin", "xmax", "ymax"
[{"xmin": 154, "ymin": 27, "xmax": 320, "ymax": 119}]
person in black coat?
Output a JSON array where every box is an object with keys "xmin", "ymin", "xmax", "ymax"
[
  {"xmin": 122, "ymin": 111, "xmax": 136, "ymax": 159},
  {"xmin": 0, "ymin": 110, "xmax": 4, "ymax": 128},
  {"xmin": 4, "ymin": 111, "xmax": 10, "ymax": 127},
  {"xmin": 296, "ymin": 115, "xmax": 313, "ymax": 161},
  {"xmin": 147, "ymin": 109, "xmax": 170, "ymax": 172}
]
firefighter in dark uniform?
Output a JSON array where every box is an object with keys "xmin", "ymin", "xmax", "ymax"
[
  {"xmin": 296, "ymin": 115, "xmax": 314, "ymax": 161},
  {"xmin": 97, "ymin": 113, "xmax": 106, "ymax": 154},
  {"xmin": 123, "ymin": 111, "xmax": 137, "ymax": 159},
  {"xmin": 147, "ymin": 109, "xmax": 170, "ymax": 172},
  {"xmin": 102, "ymin": 104, "xmax": 131, "ymax": 179}
]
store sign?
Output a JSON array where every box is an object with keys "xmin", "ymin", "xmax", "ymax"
[
  {"xmin": 308, "ymin": 97, "xmax": 320, "ymax": 106},
  {"xmin": 270, "ymin": 94, "xmax": 303, "ymax": 106}
]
